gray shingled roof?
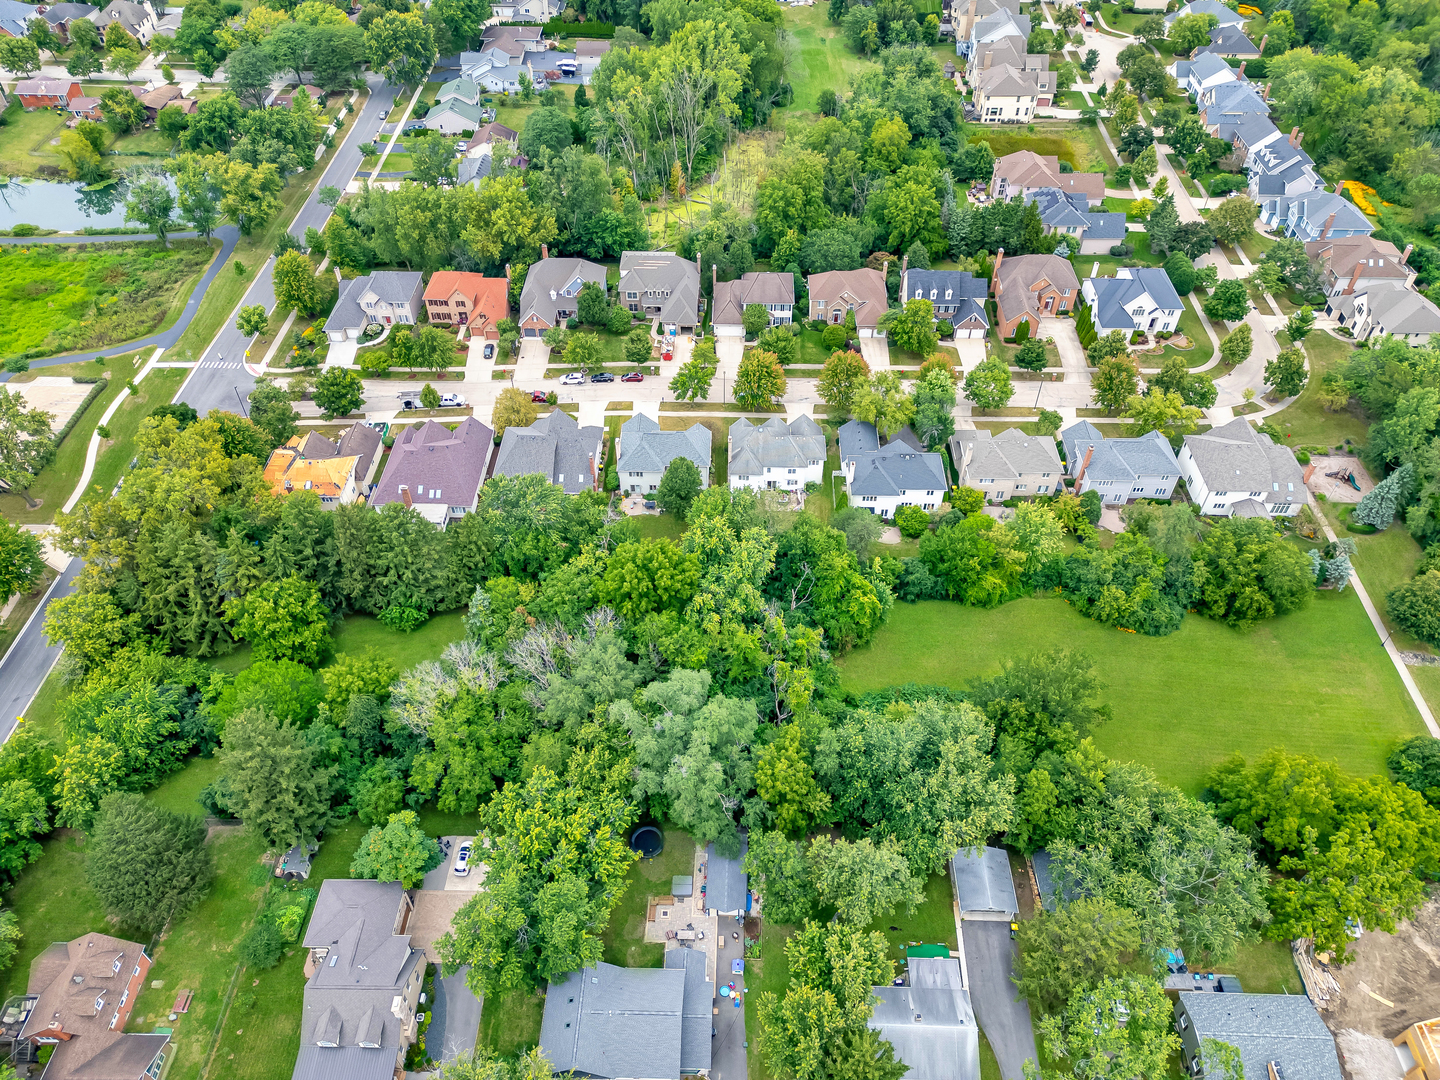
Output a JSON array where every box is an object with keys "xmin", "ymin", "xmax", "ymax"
[
  {"xmin": 1197, "ymin": 23, "xmax": 1259, "ymax": 53},
  {"xmin": 617, "ymin": 251, "xmax": 702, "ymax": 326},
  {"xmin": 1166, "ymin": 0, "xmax": 1245, "ymax": 26},
  {"xmin": 366, "ymin": 271, "xmax": 424, "ymax": 303},
  {"xmin": 842, "ymin": 426, "xmax": 948, "ymax": 498},
  {"xmin": 1028, "ymin": 188, "xmax": 1090, "ymax": 231},
  {"xmin": 618, "ymin": 413, "xmax": 710, "ymax": 475},
  {"xmin": 519, "ymin": 257, "xmax": 607, "ymax": 329},
  {"xmin": 337, "ymin": 423, "xmax": 383, "ymax": 484},
  {"xmin": 729, "ymin": 416, "xmax": 825, "ymax": 477},
  {"xmin": 1083, "ymin": 212, "xmax": 1128, "ymax": 240},
  {"xmin": 1268, "ymin": 190, "xmax": 1370, "ymax": 235},
  {"xmin": 1361, "ymin": 282, "xmax": 1440, "ymax": 334},
  {"xmin": 870, "ymin": 977, "xmax": 980, "ymax": 1080},
  {"xmin": 951, "ymin": 847, "xmax": 1018, "ymax": 914},
  {"xmin": 292, "ymin": 1046, "xmax": 399, "ymax": 1080},
  {"xmin": 712, "ymin": 271, "xmax": 795, "ymax": 326},
  {"xmin": 324, "ymin": 276, "xmax": 369, "ymax": 335},
  {"xmin": 540, "ymin": 957, "xmax": 712, "ymax": 1078},
  {"xmin": 1086, "ymin": 268, "xmax": 1184, "ymax": 331},
  {"xmin": 904, "ymin": 269, "xmax": 989, "ymax": 328},
  {"xmin": 1061, "ymin": 423, "xmax": 1179, "ymax": 483},
  {"xmin": 39, "ymin": 2, "xmax": 97, "ymax": 23},
  {"xmin": 706, "ymin": 837, "xmax": 748, "ymax": 914},
  {"xmin": 492, "ymin": 409, "xmax": 603, "ymax": 494},
  {"xmin": 1179, "ymin": 993, "xmax": 1343, "ymax": 1080},
  {"xmin": 1184, "ymin": 417, "xmax": 1305, "ymax": 508},
  {"xmin": 371, "ymin": 417, "xmax": 493, "ymax": 512},
  {"xmin": 427, "ymin": 98, "xmax": 485, "ymax": 126},
  {"xmin": 966, "ymin": 427, "xmax": 1062, "ymax": 481}
]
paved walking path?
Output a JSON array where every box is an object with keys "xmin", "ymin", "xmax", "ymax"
[{"xmin": 62, "ymin": 347, "xmax": 165, "ymax": 514}]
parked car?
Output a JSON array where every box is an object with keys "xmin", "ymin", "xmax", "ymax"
[
  {"xmin": 454, "ymin": 842, "xmax": 473, "ymax": 877},
  {"xmin": 621, "ymin": 371, "xmax": 645, "ymax": 383},
  {"xmin": 483, "ymin": 343, "xmax": 495, "ymax": 359},
  {"xmin": 454, "ymin": 141, "xmax": 467, "ymax": 153},
  {"xmin": 439, "ymin": 393, "xmax": 466, "ymax": 407},
  {"xmin": 560, "ymin": 372, "xmax": 585, "ymax": 385},
  {"xmin": 590, "ymin": 371, "xmax": 616, "ymax": 383},
  {"xmin": 531, "ymin": 390, "xmax": 548, "ymax": 402}
]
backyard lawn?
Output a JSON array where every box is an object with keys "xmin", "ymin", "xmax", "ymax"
[
  {"xmin": 1264, "ymin": 331, "xmax": 1370, "ymax": 447},
  {"xmin": 976, "ymin": 122, "xmax": 1115, "ymax": 174},
  {"xmin": 837, "ymin": 594, "xmax": 1427, "ymax": 795},
  {"xmin": 781, "ymin": 4, "xmax": 878, "ymax": 112},
  {"xmin": 0, "ymin": 104, "xmax": 69, "ymax": 177},
  {"xmin": 600, "ymin": 828, "xmax": 696, "ymax": 969}
]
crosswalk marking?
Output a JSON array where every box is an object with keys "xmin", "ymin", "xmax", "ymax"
[{"xmin": 200, "ymin": 361, "xmax": 244, "ymax": 369}]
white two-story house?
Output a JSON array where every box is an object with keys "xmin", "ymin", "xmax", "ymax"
[
  {"xmin": 1178, "ymin": 417, "xmax": 1306, "ymax": 518},
  {"xmin": 729, "ymin": 416, "xmax": 826, "ymax": 490},
  {"xmin": 838, "ymin": 421, "xmax": 947, "ymax": 517},
  {"xmin": 1082, "ymin": 268, "xmax": 1184, "ymax": 336}
]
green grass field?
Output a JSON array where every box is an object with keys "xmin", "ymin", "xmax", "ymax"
[
  {"xmin": 837, "ymin": 595, "xmax": 1426, "ymax": 794},
  {"xmin": 0, "ymin": 104, "xmax": 69, "ymax": 177},
  {"xmin": 782, "ymin": 5, "xmax": 878, "ymax": 112},
  {"xmin": 1265, "ymin": 331, "xmax": 1370, "ymax": 448},
  {"xmin": 600, "ymin": 828, "xmax": 695, "ymax": 968},
  {"xmin": 977, "ymin": 122, "xmax": 1115, "ymax": 174}
]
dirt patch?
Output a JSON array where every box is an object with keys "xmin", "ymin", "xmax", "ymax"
[
  {"xmin": 205, "ymin": 823, "xmax": 244, "ymax": 842},
  {"xmin": 1335, "ymin": 1029, "xmax": 1403, "ymax": 1080},
  {"xmin": 1320, "ymin": 899, "xmax": 1440, "ymax": 1066},
  {"xmin": 1306, "ymin": 454, "xmax": 1375, "ymax": 504}
]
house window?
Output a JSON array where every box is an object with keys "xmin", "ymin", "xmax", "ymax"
[
  {"xmin": 1155, "ymin": 488, "xmax": 1166, "ymax": 495},
  {"xmin": 862, "ymin": 496, "xmax": 877, "ymax": 502},
  {"xmin": 787, "ymin": 468, "xmax": 797, "ymax": 474},
  {"xmin": 113, "ymin": 957, "xmax": 124, "ymax": 973},
  {"xmin": 1132, "ymin": 485, "xmax": 1144, "ymax": 493},
  {"xmin": 629, "ymin": 471, "xmax": 644, "ymax": 477},
  {"xmin": 1017, "ymin": 483, "xmax": 1027, "ymax": 491},
  {"xmin": 1179, "ymin": 1015, "xmax": 1189, "ymax": 1031},
  {"xmin": 1041, "ymin": 471, "xmax": 1051, "ymax": 478},
  {"xmin": 1038, "ymin": 484, "xmax": 1049, "ymax": 493}
]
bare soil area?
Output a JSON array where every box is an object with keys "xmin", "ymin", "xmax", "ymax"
[{"xmin": 1306, "ymin": 453, "xmax": 1376, "ymax": 504}]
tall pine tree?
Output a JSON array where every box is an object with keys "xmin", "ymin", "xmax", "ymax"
[{"xmin": 1148, "ymin": 195, "xmax": 1180, "ymax": 256}]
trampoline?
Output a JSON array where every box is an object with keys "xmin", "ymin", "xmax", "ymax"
[{"xmin": 630, "ymin": 826, "xmax": 664, "ymax": 859}]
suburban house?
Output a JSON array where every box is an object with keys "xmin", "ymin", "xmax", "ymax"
[
  {"xmin": 370, "ymin": 418, "xmax": 494, "ymax": 527},
  {"xmin": 1196, "ymin": 81, "xmax": 1269, "ymax": 129},
  {"xmin": 1196, "ymin": 23, "xmax": 1262, "ymax": 57},
  {"xmin": 618, "ymin": 413, "xmax": 712, "ymax": 494},
  {"xmin": 492, "ymin": 409, "xmax": 605, "ymax": 494},
  {"xmin": 490, "ymin": 0, "xmax": 560, "ymax": 21},
  {"xmin": 423, "ymin": 271, "xmax": 508, "ymax": 336},
  {"xmin": 1212, "ymin": 116, "xmax": 1282, "ymax": 166},
  {"xmin": 95, "ymin": 0, "xmax": 157, "ymax": 43},
  {"xmin": 1169, "ymin": 51, "xmax": 1245, "ymax": 96},
  {"xmin": 1178, "ymin": 417, "xmax": 1306, "ymax": 518},
  {"xmin": 807, "ymin": 267, "xmax": 890, "ymax": 337},
  {"xmin": 16, "ymin": 933, "xmax": 166, "ymax": 1080},
  {"xmin": 617, "ymin": 251, "xmax": 704, "ymax": 334},
  {"xmin": 970, "ymin": 37, "xmax": 1053, "ymax": 122},
  {"xmin": 436, "ymin": 75, "xmax": 481, "ymax": 106},
  {"xmin": 323, "ymin": 271, "xmax": 424, "ymax": 342},
  {"xmin": 1247, "ymin": 138, "xmax": 1323, "ymax": 201},
  {"xmin": 1308, "ymin": 236, "xmax": 1415, "ymax": 296},
  {"xmin": 263, "ymin": 435, "xmax": 363, "ymax": 507},
  {"xmin": 1165, "ymin": 0, "xmax": 1246, "ymax": 28},
  {"xmin": 951, "ymin": 847, "xmax": 1018, "ymax": 919},
  {"xmin": 0, "ymin": 0, "xmax": 31, "ymax": 36},
  {"xmin": 1082, "ymin": 267, "xmax": 1184, "ymax": 336},
  {"xmin": 136, "ymin": 83, "xmax": 192, "ymax": 119},
  {"xmin": 1024, "ymin": 189, "xmax": 1128, "ymax": 254},
  {"xmin": 837, "ymin": 421, "xmax": 947, "ymax": 516},
  {"xmin": 869, "ymin": 958, "xmax": 980, "ymax": 1080},
  {"xmin": 711, "ymin": 270, "xmax": 795, "ymax": 335},
  {"xmin": 518, "ymin": 251, "xmax": 608, "ymax": 337},
  {"xmin": 1326, "ymin": 282, "xmax": 1440, "ymax": 344},
  {"xmin": 539, "ymin": 950, "xmax": 712, "ymax": 1079},
  {"xmin": 899, "ymin": 265, "xmax": 988, "ymax": 337},
  {"xmin": 15, "ymin": 78, "xmax": 80, "ymax": 108},
  {"xmin": 991, "ymin": 251, "xmax": 1081, "ymax": 339},
  {"xmin": 706, "ymin": 838, "xmax": 749, "ymax": 915},
  {"xmin": 35, "ymin": 4, "xmax": 98, "ymax": 41},
  {"xmin": 949, "ymin": 427, "xmax": 1063, "ymax": 501},
  {"xmin": 266, "ymin": 84, "xmax": 322, "ymax": 109},
  {"xmin": 989, "ymin": 150, "xmax": 1105, "ymax": 206},
  {"xmin": 962, "ymin": 7, "xmax": 1029, "ymax": 70},
  {"xmin": 728, "ymin": 415, "xmax": 826, "ymax": 491},
  {"xmin": 422, "ymin": 98, "xmax": 486, "ymax": 135},
  {"xmin": 1061, "ymin": 420, "xmax": 1181, "ymax": 503},
  {"xmin": 466, "ymin": 121, "xmax": 519, "ymax": 151},
  {"xmin": 68, "ymin": 95, "xmax": 103, "ymax": 120},
  {"xmin": 153, "ymin": 9, "xmax": 180, "ymax": 34},
  {"xmin": 575, "ymin": 38, "xmax": 612, "ymax": 78},
  {"xmin": 293, "ymin": 880, "xmax": 424, "ymax": 1080},
  {"xmin": 1393, "ymin": 1016, "xmax": 1440, "ymax": 1080},
  {"xmin": 465, "ymin": 57, "xmax": 548, "ymax": 94},
  {"xmin": 1260, "ymin": 189, "xmax": 1374, "ymax": 242},
  {"xmin": 950, "ymin": 0, "xmax": 1021, "ymax": 52},
  {"xmin": 1175, "ymin": 993, "xmax": 1342, "ymax": 1080}
]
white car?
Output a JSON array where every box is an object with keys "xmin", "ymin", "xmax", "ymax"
[
  {"xmin": 454, "ymin": 141, "xmax": 467, "ymax": 153},
  {"xmin": 560, "ymin": 372, "xmax": 585, "ymax": 385},
  {"xmin": 453, "ymin": 842, "xmax": 472, "ymax": 876},
  {"xmin": 439, "ymin": 393, "xmax": 466, "ymax": 407}
]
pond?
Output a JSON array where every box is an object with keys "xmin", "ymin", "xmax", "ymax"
[{"xmin": 0, "ymin": 178, "xmax": 165, "ymax": 233}]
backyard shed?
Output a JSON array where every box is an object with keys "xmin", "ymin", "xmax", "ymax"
[
  {"xmin": 705, "ymin": 837, "xmax": 749, "ymax": 916},
  {"xmin": 950, "ymin": 847, "xmax": 1018, "ymax": 920}
]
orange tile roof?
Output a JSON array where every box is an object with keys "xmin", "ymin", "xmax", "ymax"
[
  {"xmin": 263, "ymin": 447, "xmax": 360, "ymax": 499},
  {"xmin": 424, "ymin": 272, "xmax": 509, "ymax": 330}
]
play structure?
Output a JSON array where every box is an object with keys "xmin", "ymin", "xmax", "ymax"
[{"xmin": 1326, "ymin": 469, "xmax": 1362, "ymax": 491}]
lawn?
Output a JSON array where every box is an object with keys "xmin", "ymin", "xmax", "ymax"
[
  {"xmin": 480, "ymin": 988, "xmax": 545, "ymax": 1057},
  {"xmin": 1264, "ymin": 331, "xmax": 1370, "ymax": 448},
  {"xmin": 837, "ymin": 595, "xmax": 1427, "ymax": 795},
  {"xmin": 0, "ymin": 240, "xmax": 216, "ymax": 356},
  {"xmin": 976, "ymin": 121, "xmax": 1114, "ymax": 174},
  {"xmin": 208, "ymin": 611, "xmax": 466, "ymax": 674},
  {"xmin": 600, "ymin": 827, "xmax": 696, "ymax": 969},
  {"xmin": 781, "ymin": 4, "xmax": 877, "ymax": 112},
  {"xmin": 744, "ymin": 918, "xmax": 795, "ymax": 1080},
  {"xmin": 633, "ymin": 512, "xmax": 688, "ymax": 540},
  {"xmin": 863, "ymin": 872, "xmax": 958, "ymax": 966},
  {"xmin": 0, "ymin": 103, "xmax": 69, "ymax": 177},
  {"xmin": 0, "ymin": 353, "xmax": 145, "ymax": 525},
  {"xmin": 84, "ymin": 368, "xmax": 188, "ymax": 507},
  {"xmin": 1228, "ymin": 939, "xmax": 1301, "ymax": 995},
  {"xmin": 1319, "ymin": 506, "xmax": 1431, "ymax": 659}
]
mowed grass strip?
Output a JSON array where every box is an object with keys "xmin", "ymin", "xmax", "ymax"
[
  {"xmin": 837, "ymin": 595, "xmax": 1426, "ymax": 794},
  {"xmin": 783, "ymin": 4, "xmax": 878, "ymax": 111}
]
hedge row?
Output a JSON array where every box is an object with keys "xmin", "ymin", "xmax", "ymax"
[{"xmin": 52, "ymin": 377, "xmax": 109, "ymax": 450}]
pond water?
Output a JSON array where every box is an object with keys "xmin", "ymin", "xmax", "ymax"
[{"xmin": 0, "ymin": 178, "xmax": 158, "ymax": 233}]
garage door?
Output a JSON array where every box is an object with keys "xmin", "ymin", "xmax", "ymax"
[{"xmin": 523, "ymin": 328, "xmax": 539, "ymax": 337}]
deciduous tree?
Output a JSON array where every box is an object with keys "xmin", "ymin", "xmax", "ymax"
[
  {"xmin": 0, "ymin": 388, "xmax": 53, "ymax": 507},
  {"xmin": 817, "ymin": 349, "xmax": 870, "ymax": 415},
  {"xmin": 963, "ymin": 355, "xmax": 1014, "ymax": 410},
  {"xmin": 734, "ymin": 349, "xmax": 786, "ymax": 411},
  {"xmin": 1265, "ymin": 345, "xmax": 1307, "ymax": 398},
  {"xmin": 349, "ymin": 809, "xmax": 442, "ymax": 887},
  {"xmin": 853, "ymin": 370, "xmax": 916, "ymax": 437},
  {"xmin": 314, "ymin": 367, "xmax": 364, "ymax": 421},
  {"xmin": 226, "ymin": 574, "xmax": 330, "ymax": 665},
  {"xmin": 218, "ymin": 709, "xmax": 335, "ymax": 849},
  {"xmin": 273, "ymin": 250, "xmax": 319, "ymax": 315},
  {"xmin": 656, "ymin": 457, "xmax": 702, "ymax": 517},
  {"xmin": 809, "ymin": 834, "xmax": 924, "ymax": 926}
]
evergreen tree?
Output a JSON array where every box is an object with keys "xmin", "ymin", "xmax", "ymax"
[
  {"xmin": 1147, "ymin": 195, "xmax": 1179, "ymax": 256},
  {"xmin": 218, "ymin": 709, "xmax": 335, "ymax": 849},
  {"xmin": 1354, "ymin": 463, "xmax": 1415, "ymax": 529},
  {"xmin": 85, "ymin": 792, "xmax": 213, "ymax": 932},
  {"xmin": 948, "ymin": 201, "xmax": 975, "ymax": 259}
]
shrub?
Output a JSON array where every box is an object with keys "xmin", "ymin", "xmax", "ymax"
[
  {"xmin": 953, "ymin": 486, "xmax": 985, "ymax": 514},
  {"xmin": 1014, "ymin": 319, "xmax": 1031, "ymax": 344},
  {"xmin": 607, "ymin": 306, "xmax": 632, "ymax": 334},
  {"xmin": 1388, "ymin": 571, "xmax": 1440, "ymax": 646},
  {"xmin": 378, "ymin": 606, "xmax": 428, "ymax": 631},
  {"xmin": 1109, "ymin": 243, "xmax": 1134, "ymax": 257},
  {"xmin": 937, "ymin": 320, "xmax": 954, "ymax": 338},
  {"xmin": 821, "ymin": 325, "xmax": 847, "ymax": 350},
  {"xmin": 1296, "ymin": 450, "xmax": 1311, "ymax": 465},
  {"xmin": 238, "ymin": 923, "xmax": 283, "ymax": 969},
  {"xmin": 11, "ymin": 223, "xmax": 36, "ymax": 237},
  {"xmin": 894, "ymin": 504, "xmax": 931, "ymax": 539}
]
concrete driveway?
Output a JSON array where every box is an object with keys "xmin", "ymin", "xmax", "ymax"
[
  {"xmin": 713, "ymin": 927, "xmax": 748, "ymax": 1080},
  {"xmin": 963, "ymin": 920, "xmax": 1038, "ymax": 1080},
  {"xmin": 857, "ymin": 335, "xmax": 889, "ymax": 368},
  {"xmin": 427, "ymin": 965, "xmax": 483, "ymax": 1066}
]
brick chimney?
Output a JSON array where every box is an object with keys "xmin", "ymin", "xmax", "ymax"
[
  {"xmin": 1345, "ymin": 258, "xmax": 1364, "ymax": 295},
  {"xmin": 399, "ymin": 484, "xmax": 412, "ymax": 508},
  {"xmin": 1403, "ymin": 243, "xmax": 1414, "ymax": 265},
  {"xmin": 1319, "ymin": 211, "xmax": 1337, "ymax": 241},
  {"xmin": 881, "ymin": 258, "xmax": 890, "ymax": 283},
  {"xmin": 1075, "ymin": 444, "xmax": 1095, "ymax": 485},
  {"xmin": 993, "ymin": 247, "xmax": 1005, "ymax": 292},
  {"xmin": 696, "ymin": 251, "xmax": 702, "ymax": 275},
  {"xmin": 541, "ymin": 244, "xmax": 549, "ymax": 260},
  {"xmin": 1288, "ymin": 125, "xmax": 1300, "ymax": 148},
  {"xmin": 1238, "ymin": 61, "xmax": 1246, "ymax": 78},
  {"xmin": 1302, "ymin": 462, "xmax": 1317, "ymax": 484},
  {"xmin": 505, "ymin": 262, "xmax": 511, "ymax": 281},
  {"xmin": 901, "ymin": 252, "xmax": 909, "ymax": 279},
  {"xmin": 589, "ymin": 452, "xmax": 597, "ymax": 489},
  {"xmin": 713, "ymin": 263, "xmax": 718, "ymax": 291},
  {"xmin": 1263, "ymin": 82, "xmax": 1271, "ymax": 101},
  {"xmin": 1258, "ymin": 34, "xmax": 1267, "ymax": 54}
]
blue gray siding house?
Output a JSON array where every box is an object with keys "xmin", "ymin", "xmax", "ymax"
[
  {"xmin": 838, "ymin": 421, "xmax": 947, "ymax": 517},
  {"xmin": 1061, "ymin": 421, "xmax": 1181, "ymax": 503}
]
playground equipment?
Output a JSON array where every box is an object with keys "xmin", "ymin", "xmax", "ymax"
[{"xmin": 1325, "ymin": 469, "xmax": 1362, "ymax": 491}]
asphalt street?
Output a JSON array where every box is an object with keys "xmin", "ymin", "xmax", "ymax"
[
  {"xmin": 963, "ymin": 921, "xmax": 1039, "ymax": 1080},
  {"xmin": 0, "ymin": 558, "xmax": 81, "ymax": 740},
  {"xmin": 179, "ymin": 74, "xmax": 398, "ymax": 417}
]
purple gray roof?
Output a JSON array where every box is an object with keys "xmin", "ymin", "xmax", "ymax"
[{"xmin": 370, "ymin": 417, "xmax": 493, "ymax": 511}]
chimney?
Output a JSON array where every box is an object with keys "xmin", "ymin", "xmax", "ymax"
[
  {"xmin": 984, "ymin": 50, "xmax": 992, "ymax": 70},
  {"xmin": 1288, "ymin": 125, "xmax": 1300, "ymax": 148},
  {"xmin": 505, "ymin": 262, "xmax": 511, "ymax": 281},
  {"xmin": 1345, "ymin": 259, "xmax": 1364, "ymax": 295},
  {"xmin": 1263, "ymin": 82, "xmax": 1271, "ymax": 101},
  {"xmin": 1403, "ymin": 243, "xmax": 1414, "ymax": 266},
  {"xmin": 993, "ymin": 247, "xmax": 1005, "ymax": 291},
  {"xmin": 541, "ymin": 243, "xmax": 549, "ymax": 259},
  {"xmin": 1302, "ymin": 462, "xmax": 1317, "ymax": 484},
  {"xmin": 881, "ymin": 258, "xmax": 890, "ymax": 285},
  {"xmin": 901, "ymin": 252, "xmax": 909, "ymax": 278},
  {"xmin": 713, "ymin": 263, "xmax": 718, "ymax": 289},
  {"xmin": 1259, "ymin": 34, "xmax": 1267, "ymax": 54},
  {"xmin": 1237, "ymin": 61, "xmax": 1246, "ymax": 78},
  {"xmin": 400, "ymin": 484, "xmax": 412, "ymax": 508},
  {"xmin": 1320, "ymin": 211, "xmax": 1337, "ymax": 241},
  {"xmin": 589, "ymin": 452, "xmax": 597, "ymax": 489},
  {"xmin": 1076, "ymin": 443, "xmax": 1095, "ymax": 485},
  {"xmin": 696, "ymin": 251, "xmax": 702, "ymax": 275}
]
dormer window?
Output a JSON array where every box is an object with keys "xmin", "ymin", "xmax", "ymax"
[
  {"xmin": 945, "ymin": 288, "xmax": 953, "ymax": 299},
  {"xmin": 95, "ymin": 996, "xmax": 105, "ymax": 1011},
  {"xmin": 929, "ymin": 289, "xmax": 937, "ymax": 299},
  {"xmin": 914, "ymin": 288, "xmax": 922, "ymax": 299},
  {"xmin": 113, "ymin": 957, "xmax": 123, "ymax": 973}
]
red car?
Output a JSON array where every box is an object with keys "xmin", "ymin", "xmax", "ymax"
[
  {"xmin": 621, "ymin": 371, "xmax": 645, "ymax": 383},
  {"xmin": 531, "ymin": 390, "xmax": 548, "ymax": 402}
]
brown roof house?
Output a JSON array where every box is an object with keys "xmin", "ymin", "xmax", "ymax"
[
  {"xmin": 423, "ymin": 271, "xmax": 509, "ymax": 338},
  {"xmin": 262, "ymin": 424, "xmax": 384, "ymax": 505},
  {"xmin": 19, "ymin": 933, "xmax": 167, "ymax": 1080},
  {"xmin": 990, "ymin": 150, "xmax": 1105, "ymax": 207},
  {"xmin": 991, "ymin": 250, "xmax": 1081, "ymax": 339},
  {"xmin": 807, "ymin": 267, "xmax": 891, "ymax": 338},
  {"xmin": 371, "ymin": 417, "xmax": 494, "ymax": 527},
  {"xmin": 293, "ymin": 880, "xmax": 424, "ymax": 1080},
  {"xmin": 711, "ymin": 269, "xmax": 795, "ymax": 336},
  {"xmin": 1308, "ymin": 235, "xmax": 1416, "ymax": 297}
]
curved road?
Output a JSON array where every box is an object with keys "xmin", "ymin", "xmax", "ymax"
[{"xmin": 0, "ymin": 227, "xmax": 242, "ymax": 378}]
